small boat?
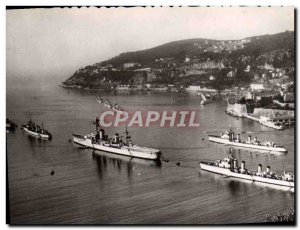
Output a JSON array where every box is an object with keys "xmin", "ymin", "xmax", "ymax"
[
  {"xmin": 208, "ymin": 129, "xmax": 287, "ymax": 153},
  {"xmin": 200, "ymin": 156, "xmax": 294, "ymax": 190},
  {"xmin": 6, "ymin": 118, "xmax": 17, "ymax": 132},
  {"xmin": 112, "ymin": 104, "xmax": 124, "ymax": 112},
  {"xmin": 104, "ymin": 99, "xmax": 113, "ymax": 108},
  {"xmin": 259, "ymin": 116, "xmax": 284, "ymax": 130},
  {"xmin": 96, "ymin": 95, "xmax": 103, "ymax": 104},
  {"xmin": 198, "ymin": 92, "xmax": 214, "ymax": 105},
  {"xmin": 22, "ymin": 120, "xmax": 52, "ymax": 140}
]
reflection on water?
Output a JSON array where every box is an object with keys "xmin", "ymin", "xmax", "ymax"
[
  {"xmin": 93, "ymin": 150, "xmax": 161, "ymax": 169},
  {"xmin": 91, "ymin": 149, "xmax": 162, "ymax": 182},
  {"xmin": 25, "ymin": 133, "xmax": 49, "ymax": 156},
  {"xmin": 227, "ymin": 180, "xmax": 242, "ymax": 197},
  {"xmin": 199, "ymin": 170, "xmax": 294, "ymax": 196},
  {"xmin": 225, "ymin": 145, "xmax": 287, "ymax": 156}
]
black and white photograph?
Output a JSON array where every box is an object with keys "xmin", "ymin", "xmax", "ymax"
[{"xmin": 5, "ymin": 6, "xmax": 295, "ymax": 225}]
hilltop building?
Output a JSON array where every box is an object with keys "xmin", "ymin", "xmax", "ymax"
[
  {"xmin": 250, "ymin": 83, "xmax": 265, "ymax": 91},
  {"xmin": 209, "ymin": 75, "xmax": 216, "ymax": 81}
]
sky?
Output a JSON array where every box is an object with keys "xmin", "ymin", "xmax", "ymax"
[{"xmin": 6, "ymin": 6, "xmax": 294, "ymax": 82}]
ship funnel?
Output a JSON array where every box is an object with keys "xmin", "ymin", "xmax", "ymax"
[
  {"xmin": 99, "ymin": 129, "xmax": 105, "ymax": 140},
  {"xmin": 231, "ymin": 133, "xmax": 234, "ymax": 141},
  {"xmin": 233, "ymin": 159, "xmax": 238, "ymax": 168},
  {"xmin": 266, "ymin": 166, "xmax": 271, "ymax": 174},
  {"xmin": 114, "ymin": 133, "xmax": 120, "ymax": 143},
  {"xmin": 248, "ymin": 135, "xmax": 251, "ymax": 142},
  {"xmin": 236, "ymin": 134, "xmax": 240, "ymax": 142},
  {"xmin": 241, "ymin": 161, "xmax": 245, "ymax": 171},
  {"xmin": 258, "ymin": 164, "xmax": 262, "ymax": 173},
  {"xmin": 254, "ymin": 137, "xmax": 257, "ymax": 142}
]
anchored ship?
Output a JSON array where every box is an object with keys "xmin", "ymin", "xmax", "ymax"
[
  {"xmin": 200, "ymin": 156, "xmax": 294, "ymax": 190},
  {"xmin": 104, "ymin": 99, "xmax": 113, "ymax": 108},
  {"xmin": 73, "ymin": 120, "xmax": 162, "ymax": 160},
  {"xmin": 96, "ymin": 95, "xmax": 103, "ymax": 104},
  {"xmin": 6, "ymin": 118, "xmax": 17, "ymax": 133},
  {"xmin": 198, "ymin": 92, "xmax": 215, "ymax": 105},
  {"xmin": 22, "ymin": 120, "xmax": 52, "ymax": 140},
  {"xmin": 208, "ymin": 129, "xmax": 287, "ymax": 153},
  {"xmin": 113, "ymin": 104, "xmax": 124, "ymax": 112}
]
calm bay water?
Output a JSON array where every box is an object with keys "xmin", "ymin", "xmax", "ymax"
[{"xmin": 7, "ymin": 78, "xmax": 294, "ymax": 224}]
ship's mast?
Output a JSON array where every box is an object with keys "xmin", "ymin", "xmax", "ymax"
[
  {"xmin": 281, "ymin": 160, "xmax": 285, "ymax": 172},
  {"xmin": 124, "ymin": 124, "xmax": 132, "ymax": 144}
]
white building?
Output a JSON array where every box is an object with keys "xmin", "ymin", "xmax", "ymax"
[
  {"xmin": 134, "ymin": 67, "xmax": 151, "ymax": 72},
  {"xmin": 123, "ymin": 63, "xmax": 137, "ymax": 68},
  {"xmin": 116, "ymin": 85, "xmax": 130, "ymax": 91},
  {"xmin": 244, "ymin": 65, "xmax": 251, "ymax": 72},
  {"xmin": 227, "ymin": 103, "xmax": 247, "ymax": 117},
  {"xmin": 186, "ymin": 85, "xmax": 201, "ymax": 91},
  {"xmin": 209, "ymin": 75, "xmax": 216, "ymax": 81},
  {"xmin": 227, "ymin": 70, "xmax": 236, "ymax": 78},
  {"xmin": 250, "ymin": 83, "xmax": 265, "ymax": 91}
]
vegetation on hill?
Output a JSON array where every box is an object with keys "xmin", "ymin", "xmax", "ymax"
[
  {"xmin": 63, "ymin": 31, "xmax": 294, "ymax": 90},
  {"xmin": 103, "ymin": 32, "xmax": 294, "ymax": 67}
]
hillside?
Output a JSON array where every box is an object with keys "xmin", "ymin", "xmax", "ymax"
[
  {"xmin": 63, "ymin": 31, "xmax": 294, "ymax": 90},
  {"xmin": 102, "ymin": 32, "xmax": 294, "ymax": 66}
]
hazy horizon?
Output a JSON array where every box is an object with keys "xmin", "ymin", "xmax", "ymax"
[{"xmin": 6, "ymin": 7, "xmax": 294, "ymax": 82}]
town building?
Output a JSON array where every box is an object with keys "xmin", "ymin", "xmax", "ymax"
[
  {"xmin": 250, "ymin": 83, "xmax": 265, "ymax": 91},
  {"xmin": 123, "ymin": 63, "xmax": 137, "ymax": 68},
  {"xmin": 186, "ymin": 85, "xmax": 201, "ymax": 91},
  {"xmin": 116, "ymin": 85, "xmax": 130, "ymax": 91},
  {"xmin": 246, "ymin": 90, "xmax": 280, "ymax": 101}
]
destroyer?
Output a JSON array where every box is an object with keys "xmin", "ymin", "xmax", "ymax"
[
  {"xmin": 22, "ymin": 120, "xmax": 52, "ymax": 140},
  {"xmin": 200, "ymin": 156, "xmax": 294, "ymax": 190},
  {"xmin": 208, "ymin": 129, "xmax": 287, "ymax": 153},
  {"xmin": 73, "ymin": 119, "xmax": 162, "ymax": 160}
]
